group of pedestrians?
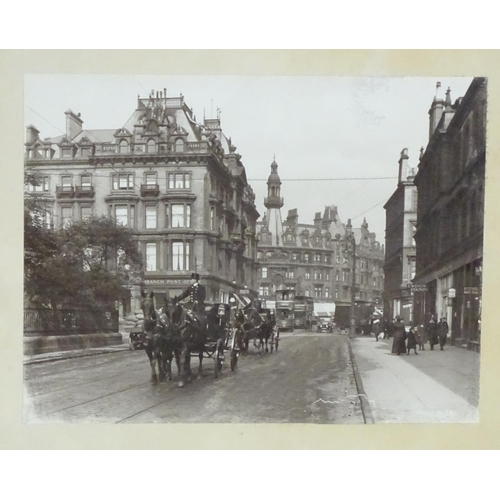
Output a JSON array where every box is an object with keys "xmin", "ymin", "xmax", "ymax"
[{"xmin": 374, "ymin": 314, "xmax": 450, "ymax": 356}]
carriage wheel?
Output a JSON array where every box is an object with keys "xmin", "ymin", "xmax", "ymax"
[
  {"xmin": 214, "ymin": 342, "xmax": 223, "ymax": 379},
  {"xmin": 214, "ymin": 352, "xmax": 220, "ymax": 379}
]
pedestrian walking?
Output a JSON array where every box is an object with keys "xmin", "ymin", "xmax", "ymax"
[
  {"xmin": 406, "ymin": 326, "xmax": 418, "ymax": 355},
  {"xmin": 373, "ymin": 319, "xmax": 381, "ymax": 341},
  {"xmin": 415, "ymin": 323, "xmax": 426, "ymax": 350},
  {"xmin": 427, "ymin": 314, "xmax": 438, "ymax": 350},
  {"xmin": 437, "ymin": 317, "xmax": 449, "ymax": 351},
  {"xmin": 391, "ymin": 316, "xmax": 407, "ymax": 355}
]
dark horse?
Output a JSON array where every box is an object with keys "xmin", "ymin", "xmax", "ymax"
[
  {"xmin": 255, "ymin": 310, "xmax": 275, "ymax": 353},
  {"xmin": 236, "ymin": 306, "xmax": 263, "ymax": 354},
  {"xmin": 140, "ymin": 291, "xmax": 163, "ymax": 384},
  {"xmin": 152, "ymin": 301, "xmax": 183, "ymax": 382},
  {"xmin": 164, "ymin": 300, "xmax": 208, "ymax": 388}
]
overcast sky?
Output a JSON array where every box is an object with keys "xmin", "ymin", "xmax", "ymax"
[{"xmin": 25, "ymin": 75, "xmax": 474, "ymax": 240}]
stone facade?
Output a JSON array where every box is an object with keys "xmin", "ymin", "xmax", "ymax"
[
  {"xmin": 383, "ymin": 148, "xmax": 418, "ymax": 324},
  {"xmin": 413, "ymin": 78, "xmax": 486, "ymax": 349},
  {"xmin": 256, "ymin": 160, "xmax": 384, "ymax": 313},
  {"xmin": 25, "ymin": 91, "xmax": 260, "ymax": 314}
]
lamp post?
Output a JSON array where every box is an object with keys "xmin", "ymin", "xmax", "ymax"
[{"xmin": 342, "ymin": 231, "xmax": 357, "ymax": 336}]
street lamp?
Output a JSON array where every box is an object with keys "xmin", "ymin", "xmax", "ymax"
[{"xmin": 342, "ymin": 230, "xmax": 357, "ymax": 336}]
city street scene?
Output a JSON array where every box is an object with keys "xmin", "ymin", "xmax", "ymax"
[{"xmin": 23, "ymin": 75, "xmax": 485, "ymax": 424}]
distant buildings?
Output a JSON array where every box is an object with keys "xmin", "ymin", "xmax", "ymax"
[
  {"xmin": 383, "ymin": 148, "xmax": 418, "ymax": 324},
  {"xmin": 256, "ymin": 160, "xmax": 384, "ymax": 317},
  {"xmin": 413, "ymin": 78, "xmax": 486, "ymax": 350},
  {"xmin": 24, "ymin": 90, "xmax": 260, "ymax": 314}
]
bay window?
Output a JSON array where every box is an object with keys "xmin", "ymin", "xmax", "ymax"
[
  {"xmin": 172, "ymin": 241, "xmax": 190, "ymax": 271},
  {"xmin": 113, "ymin": 204, "xmax": 135, "ymax": 228},
  {"xmin": 145, "ymin": 206, "xmax": 157, "ymax": 229},
  {"xmin": 168, "ymin": 204, "xmax": 191, "ymax": 228},
  {"xmin": 145, "ymin": 243, "xmax": 157, "ymax": 271}
]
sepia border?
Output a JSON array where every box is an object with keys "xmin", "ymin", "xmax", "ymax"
[{"xmin": 1, "ymin": 49, "xmax": 499, "ymax": 450}]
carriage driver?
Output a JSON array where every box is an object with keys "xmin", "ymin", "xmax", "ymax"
[{"xmin": 174, "ymin": 273, "xmax": 206, "ymax": 314}]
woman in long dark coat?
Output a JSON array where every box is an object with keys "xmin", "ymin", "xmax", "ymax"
[{"xmin": 391, "ymin": 317, "xmax": 407, "ymax": 355}]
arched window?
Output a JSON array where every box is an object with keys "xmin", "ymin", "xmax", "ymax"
[
  {"xmin": 119, "ymin": 140, "xmax": 128, "ymax": 154},
  {"xmin": 175, "ymin": 139, "xmax": 184, "ymax": 152},
  {"xmin": 147, "ymin": 140, "xmax": 156, "ymax": 153}
]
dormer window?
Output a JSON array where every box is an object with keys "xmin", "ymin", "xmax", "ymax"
[
  {"xmin": 119, "ymin": 140, "xmax": 129, "ymax": 154},
  {"xmin": 31, "ymin": 146, "xmax": 44, "ymax": 159},
  {"xmin": 175, "ymin": 139, "xmax": 184, "ymax": 152}
]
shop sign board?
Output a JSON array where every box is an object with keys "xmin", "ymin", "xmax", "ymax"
[
  {"xmin": 144, "ymin": 278, "xmax": 192, "ymax": 285},
  {"xmin": 464, "ymin": 287, "xmax": 481, "ymax": 295},
  {"xmin": 448, "ymin": 288, "xmax": 456, "ymax": 298}
]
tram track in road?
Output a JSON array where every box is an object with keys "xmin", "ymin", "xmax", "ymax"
[
  {"xmin": 24, "ymin": 351, "xmax": 144, "ymax": 397},
  {"xmin": 27, "ymin": 380, "xmax": 153, "ymax": 421},
  {"xmin": 24, "ymin": 332, "xmax": 363, "ymax": 423}
]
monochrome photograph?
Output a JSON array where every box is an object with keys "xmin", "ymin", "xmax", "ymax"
[{"xmin": 23, "ymin": 74, "xmax": 485, "ymax": 424}]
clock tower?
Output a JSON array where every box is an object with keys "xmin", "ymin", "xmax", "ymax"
[{"xmin": 263, "ymin": 158, "xmax": 284, "ymax": 246}]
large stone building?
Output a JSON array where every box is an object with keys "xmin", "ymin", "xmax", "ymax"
[
  {"xmin": 256, "ymin": 160, "xmax": 384, "ymax": 316},
  {"xmin": 25, "ymin": 90, "xmax": 260, "ymax": 314},
  {"xmin": 413, "ymin": 78, "xmax": 486, "ymax": 350},
  {"xmin": 383, "ymin": 148, "xmax": 418, "ymax": 324}
]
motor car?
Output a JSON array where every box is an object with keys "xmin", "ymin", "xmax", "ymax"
[
  {"xmin": 317, "ymin": 317, "xmax": 333, "ymax": 333},
  {"xmin": 129, "ymin": 328, "xmax": 146, "ymax": 350}
]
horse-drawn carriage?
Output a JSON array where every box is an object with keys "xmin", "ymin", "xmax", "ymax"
[{"xmin": 137, "ymin": 291, "xmax": 279, "ymax": 386}]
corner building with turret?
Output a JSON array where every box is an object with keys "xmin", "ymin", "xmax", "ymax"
[{"xmin": 24, "ymin": 90, "xmax": 260, "ymax": 314}]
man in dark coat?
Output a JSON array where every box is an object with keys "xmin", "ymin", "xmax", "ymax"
[
  {"xmin": 174, "ymin": 273, "xmax": 206, "ymax": 313},
  {"xmin": 391, "ymin": 316, "xmax": 407, "ymax": 355},
  {"xmin": 173, "ymin": 273, "xmax": 207, "ymax": 335},
  {"xmin": 426, "ymin": 314, "xmax": 438, "ymax": 350},
  {"xmin": 437, "ymin": 317, "xmax": 449, "ymax": 351}
]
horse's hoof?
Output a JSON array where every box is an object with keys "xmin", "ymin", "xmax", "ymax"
[
  {"xmin": 178, "ymin": 381, "xmax": 185, "ymax": 388},
  {"xmin": 151, "ymin": 376, "xmax": 158, "ymax": 384}
]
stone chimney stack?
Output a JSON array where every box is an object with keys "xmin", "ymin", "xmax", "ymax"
[
  {"xmin": 26, "ymin": 124, "xmax": 40, "ymax": 145},
  {"xmin": 313, "ymin": 212, "xmax": 322, "ymax": 228},
  {"xmin": 65, "ymin": 109, "xmax": 83, "ymax": 139}
]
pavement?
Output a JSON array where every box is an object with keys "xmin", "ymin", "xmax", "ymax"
[
  {"xmin": 351, "ymin": 334, "xmax": 480, "ymax": 423},
  {"xmin": 23, "ymin": 332, "xmax": 130, "ymax": 365}
]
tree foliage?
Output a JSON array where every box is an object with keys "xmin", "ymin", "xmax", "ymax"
[{"xmin": 24, "ymin": 174, "xmax": 143, "ymax": 309}]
